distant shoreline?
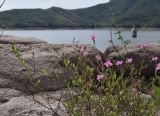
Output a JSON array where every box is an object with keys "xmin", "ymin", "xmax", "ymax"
[{"xmin": 1, "ymin": 27, "xmax": 160, "ymax": 31}]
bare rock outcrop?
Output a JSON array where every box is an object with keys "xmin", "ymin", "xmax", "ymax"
[
  {"xmin": 0, "ymin": 35, "xmax": 102, "ymax": 116},
  {"xmin": 0, "ymin": 88, "xmax": 67, "ymax": 116},
  {"xmin": 0, "ymin": 35, "xmax": 46, "ymax": 44},
  {"xmin": 0, "ymin": 35, "xmax": 101, "ymax": 93},
  {"xmin": 104, "ymin": 42, "xmax": 160, "ymax": 77}
]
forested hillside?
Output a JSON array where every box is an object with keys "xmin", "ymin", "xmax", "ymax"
[{"xmin": 0, "ymin": 0, "xmax": 159, "ymax": 29}]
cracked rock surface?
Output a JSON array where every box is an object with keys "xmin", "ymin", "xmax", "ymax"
[{"xmin": 0, "ymin": 35, "xmax": 101, "ymax": 116}]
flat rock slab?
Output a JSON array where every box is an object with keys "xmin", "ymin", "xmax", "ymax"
[{"xmin": 0, "ymin": 35, "xmax": 46, "ymax": 44}]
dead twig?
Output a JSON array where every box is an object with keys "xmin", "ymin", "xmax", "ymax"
[{"xmin": 0, "ymin": 0, "xmax": 6, "ymax": 8}]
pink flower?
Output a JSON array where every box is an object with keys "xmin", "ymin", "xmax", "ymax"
[
  {"xmin": 152, "ymin": 57, "xmax": 158, "ymax": 61},
  {"xmin": 156, "ymin": 63, "xmax": 160, "ymax": 71},
  {"xmin": 83, "ymin": 51, "xmax": 88, "ymax": 57},
  {"xmin": 95, "ymin": 55, "xmax": 101, "ymax": 61},
  {"xmin": 140, "ymin": 43, "xmax": 148, "ymax": 49},
  {"xmin": 116, "ymin": 60, "xmax": 123, "ymax": 66},
  {"xmin": 126, "ymin": 58, "xmax": 133, "ymax": 64},
  {"xmin": 104, "ymin": 60, "xmax": 113, "ymax": 68},
  {"xmin": 91, "ymin": 34, "xmax": 96, "ymax": 41},
  {"xmin": 97, "ymin": 74, "xmax": 104, "ymax": 81},
  {"xmin": 83, "ymin": 48, "xmax": 89, "ymax": 56}
]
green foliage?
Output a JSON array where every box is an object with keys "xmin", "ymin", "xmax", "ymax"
[
  {"xmin": 64, "ymin": 52, "xmax": 159, "ymax": 115},
  {"xmin": 11, "ymin": 44, "xmax": 27, "ymax": 66},
  {"xmin": 63, "ymin": 31, "xmax": 160, "ymax": 115},
  {"xmin": 11, "ymin": 44, "xmax": 42, "ymax": 93}
]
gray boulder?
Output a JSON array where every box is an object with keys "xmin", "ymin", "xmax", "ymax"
[
  {"xmin": 0, "ymin": 35, "xmax": 101, "ymax": 93},
  {"xmin": 0, "ymin": 88, "xmax": 67, "ymax": 116},
  {"xmin": 104, "ymin": 42, "xmax": 160, "ymax": 77}
]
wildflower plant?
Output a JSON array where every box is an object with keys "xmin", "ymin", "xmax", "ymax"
[
  {"xmin": 5, "ymin": 0, "xmax": 160, "ymax": 115},
  {"xmin": 11, "ymin": 33, "xmax": 160, "ymax": 115},
  {"xmin": 63, "ymin": 34, "xmax": 160, "ymax": 116}
]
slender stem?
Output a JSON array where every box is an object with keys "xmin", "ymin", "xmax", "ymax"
[
  {"xmin": 0, "ymin": 31, "xmax": 3, "ymax": 39},
  {"xmin": 0, "ymin": 0, "xmax": 6, "ymax": 8},
  {"xmin": 109, "ymin": 28, "xmax": 120, "ymax": 56}
]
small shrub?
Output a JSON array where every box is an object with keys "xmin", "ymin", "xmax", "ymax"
[{"xmin": 63, "ymin": 33, "xmax": 160, "ymax": 116}]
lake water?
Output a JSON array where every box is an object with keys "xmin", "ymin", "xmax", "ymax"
[{"xmin": 3, "ymin": 29, "xmax": 160, "ymax": 52}]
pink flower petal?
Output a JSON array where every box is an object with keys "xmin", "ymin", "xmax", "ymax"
[
  {"xmin": 140, "ymin": 43, "xmax": 148, "ymax": 49},
  {"xmin": 95, "ymin": 55, "xmax": 101, "ymax": 61},
  {"xmin": 97, "ymin": 74, "xmax": 104, "ymax": 81},
  {"xmin": 104, "ymin": 60, "xmax": 113, "ymax": 68},
  {"xmin": 91, "ymin": 34, "xmax": 96, "ymax": 41},
  {"xmin": 116, "ymin": 60, "xmax": 123, "ymax": 66},
  {"xmin": 152, "ymin": 57, "xmax": 158, "ymax": 61},
  {"xmin": 126, "ymin": 58, "xmax": 133, "ymax": 64},
  {"xmin": 156, "ymin": 63, "xmax": 160, "ymax": 71}
]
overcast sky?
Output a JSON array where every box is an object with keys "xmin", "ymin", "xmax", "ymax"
[{"xmin": 0, "ymin": 0, "xmax": 109, "ymax": 11}]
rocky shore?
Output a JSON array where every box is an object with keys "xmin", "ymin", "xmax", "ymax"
[
  {"xmin": 0, "ymin": 35, "xmax": 101, "ymax": 116},
  {"xmin": 0, "ymin": 35, "xmax": 160, "ymax": 116}
]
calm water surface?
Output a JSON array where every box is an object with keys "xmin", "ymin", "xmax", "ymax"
[{"xmin": 3, "ymin": 29, "xmax": 160, "ymax": 52}]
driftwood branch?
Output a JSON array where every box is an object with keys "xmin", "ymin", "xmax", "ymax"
[
  {"xmin": 0, "ymin": 0, "xmax": 5, "ymax": 8},
  {"xmin": 0, "ymin": 0, "xmax": 5, "ymax": 38}
]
